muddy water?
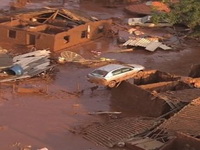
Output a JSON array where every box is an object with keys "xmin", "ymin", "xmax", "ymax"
[
  {"xmin": 0, "ymin": 67, "xmax": 111, "ymax": 150},
  {"xmin": 0, "ymin": 0, "xmax": 200, "ymax": 150}
]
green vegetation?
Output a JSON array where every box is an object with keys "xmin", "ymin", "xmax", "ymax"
[{"xmin": 152, "ymin": 0, "xmax": 200, "ymax": 29}]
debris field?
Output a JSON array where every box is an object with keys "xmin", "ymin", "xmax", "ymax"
[{"xmin": 0, "ymin": 0, "xmax": 200, "ymax": 150}]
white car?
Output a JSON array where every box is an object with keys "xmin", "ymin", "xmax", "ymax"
[{"xmin": 87, "ymin": 64, "xmax": 145, "ymax": 88}]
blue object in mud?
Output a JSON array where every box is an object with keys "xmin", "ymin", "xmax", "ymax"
[{"xmin": 10, "ymin": 64, "xmax": 24, "ymax": 76}]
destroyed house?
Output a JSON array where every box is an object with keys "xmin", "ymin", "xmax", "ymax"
[{"xmin": 0, "ymin": 9, "xmax": 112, "ymax": 51}]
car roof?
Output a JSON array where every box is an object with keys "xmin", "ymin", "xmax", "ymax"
[{"xmin": 95, "ymin": 64, "xmax": 129, "ymax": 72}]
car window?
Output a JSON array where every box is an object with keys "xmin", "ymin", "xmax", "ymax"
[
  {"xmin": 121, "ymin": 67, "xmax": 132, "ymax": 73},
  {"xmin": 112, "ymin": 69, "xmax": 122, "ymax": 75},
  {"xmin": 92, "ymin": 69, "xmax": 108, "ymax": 77}
]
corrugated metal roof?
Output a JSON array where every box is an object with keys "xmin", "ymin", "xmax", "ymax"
[
  {"xmin": 146, "ymin": 41, "xmax": 162, "ymax": 51},
  {"xmin": 123, "ymin": 38, "xmax": 171, "ymax": 52},
  {"xmin": 135, "ymin": 38, "xmax": 151, "ymax": 47},
  {"xmin": 159, "ymin": 98, "xmax": 200, "ymax": 136},
  {"xmin": 81, "ymin": 117, "xmax": 161, "ymax": 148}
]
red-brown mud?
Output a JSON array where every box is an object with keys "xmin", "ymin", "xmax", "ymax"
[{"xmin": 0, "ymin": 0, "xmax": 200, "ymax": 150}]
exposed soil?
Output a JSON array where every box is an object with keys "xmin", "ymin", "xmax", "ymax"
[{"xmin": 0, "ymin": 1, "xmax": 200, "ymax": 150}]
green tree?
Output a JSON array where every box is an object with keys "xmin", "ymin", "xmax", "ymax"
[{"xmin": 153, "ymin": 0, "xmax": 200, "ymax": 29}]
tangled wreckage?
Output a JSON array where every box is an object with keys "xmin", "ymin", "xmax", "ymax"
[{"xmin": 0, "ymin": 49, "xmax": 52, "ymax": 82}]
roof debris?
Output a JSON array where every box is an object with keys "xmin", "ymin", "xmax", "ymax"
[
  {"xmin": 0, "ymin": 50, "xmax": 52, "ymax": 82},
  {"xmin": 81, "ymin": 117, "xmax": 163, "ymax": 148},
  {"xmin": 123, "ymin": 37, "xmax": 172, "ymax": 52},
  {"xmin": 158, "ymin": 97, "xmax": 200, "ymax": 137}
]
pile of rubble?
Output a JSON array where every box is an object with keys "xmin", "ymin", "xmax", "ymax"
[{"xmin": 0, "ymin": 49, "xmax": 53, "ymax": 82}]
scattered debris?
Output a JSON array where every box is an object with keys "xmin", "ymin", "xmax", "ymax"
[
  {"xmin": 0, "ymin": 47, "xmax": 8, "ymax": 54},
  {"xmin": 72, "ymin": 104, "xmax": 80, "ymax": 107},
  {"xmin": 126, "ymin": 137, "xmax": 165, "ymax": 150},
  {"xmin": 60, "ymin": 89, "xmax": 82, "ymax": 97},
  {"xmin": 128, "ymin": 16, "xmax": 171, "ymax": 27},
  {"xmin": 123, "ymin": 37, "xmax": 172, "ymax": 52},
  {"xmin": 16, "ymin": 87, "xmax": 46, "ymax": 94},
  {"xmin": 57, "ymin": 51, "xmax": 117, "ymax": 67},
  {"xmin": 107, "ymin": 48, "xmax": 133, "ymax": 53},
  {"xmin": 58, "ymin": 51, "xmax": 85, "ymax": 63},
  {"xmin": 0, "ymin": 50, "xmax": 52, "ymax": 82},
  {"xmin": 88, "ymin": 111, "xmax": 122, "ymax": 115},
  {"xmin": 11, "ymin": 142, "xmax": 32, "ymax": 150}
]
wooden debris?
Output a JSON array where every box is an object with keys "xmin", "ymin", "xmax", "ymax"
[
  {"xmin": 16, "ymin": 87, "xmax": 45, "ymax": 94},
  {"xmin": 88, "ymin": 111, "xmax": 122, "ymax": 115}
]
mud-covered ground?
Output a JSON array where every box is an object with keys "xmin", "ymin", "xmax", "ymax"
[{"xmin": 0, "ymin": 1, "xmax": 200, "ymax": 150}]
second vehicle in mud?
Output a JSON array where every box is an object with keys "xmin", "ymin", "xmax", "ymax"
[{"xmin": 87, "ymin": 64, "xmax": 145, "ymax": 88}]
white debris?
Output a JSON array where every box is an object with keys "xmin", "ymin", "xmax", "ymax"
[
  {"xmin": 0, "ymin": 49, "xmax": 52, "ymax": 82},
  {"xmin": 128, "ymin": 16, "xmax": 171, "ymax": 27}
]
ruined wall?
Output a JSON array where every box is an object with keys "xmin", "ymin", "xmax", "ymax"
[
  {"xmin": 0, "ymin": 21, "xmax": 56, "ymax": 50},
  {"xmin": 133, "ymin": 70, "xmax": 180, "ymax": 85},
  {"xmin": 0, "ymin": 23, "xmax": 55, "ymax": 49},
  {"xmin": 34, "ymin": 33, "xmax": 55, "ymax": 50},
  {"xmin": 0, "ymin": 26, "xmax": 27, "ymax": 45},
  {"xmin": 111, "ymin": 81, "xmax": 170, "ymax": 117},
  {"xmin": 0, "ymin": 14, "xmax": 111, "ymax": 51},
  {"xmin": 53, "ymin": 19, "xmax": 112, "ymax": 51}
]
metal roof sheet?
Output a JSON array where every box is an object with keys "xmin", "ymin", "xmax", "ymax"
[
  {"xmin": 146, "ymin": 41, "xmax": 162, "ymax": 51},
  {"xmin": 123, "ymin": 38, "xmax": 172, "ymax": 51},
  {"xmin": 159, "ymin": 98, "xmax": 200, "ymax": 136}
]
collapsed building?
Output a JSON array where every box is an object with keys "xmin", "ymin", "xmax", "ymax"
[
  {"xmin": 79, "ymin": 70, "xmax": 200, "ymax": 150},
  {"xmin": 0, "ymin": 8, "xmax": 112, "ymax": 51}
]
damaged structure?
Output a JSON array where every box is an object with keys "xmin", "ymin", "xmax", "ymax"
[
  {"xmin": 0, "ymin": 8, "xmax": 112, "ymax": 51},
  {"xmin": 80, "ymin": 70, "xmax": 200, "ymax": 150}
]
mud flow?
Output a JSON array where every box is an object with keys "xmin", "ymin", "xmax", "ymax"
[{"xmin": 0, "ymin": 0, "xmax": 200, "ymax": 150}]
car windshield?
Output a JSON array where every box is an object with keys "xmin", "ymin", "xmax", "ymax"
[{"xmin": 91, "ymin": 69, "xmax": 108, "ymax": 77}]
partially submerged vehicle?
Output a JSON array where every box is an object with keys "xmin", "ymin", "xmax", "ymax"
[{"xmin": 87, "ymin": 64, "xmax": 145, "ymax": 88}]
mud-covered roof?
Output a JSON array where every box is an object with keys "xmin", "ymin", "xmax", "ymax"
[
  {"xmin": 159, "ymin": 98, "xmax": 200, "ymax": 136},
  {"xmin": 125, "ymin": 1, "xmax": 170, "ymax": 15}
]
